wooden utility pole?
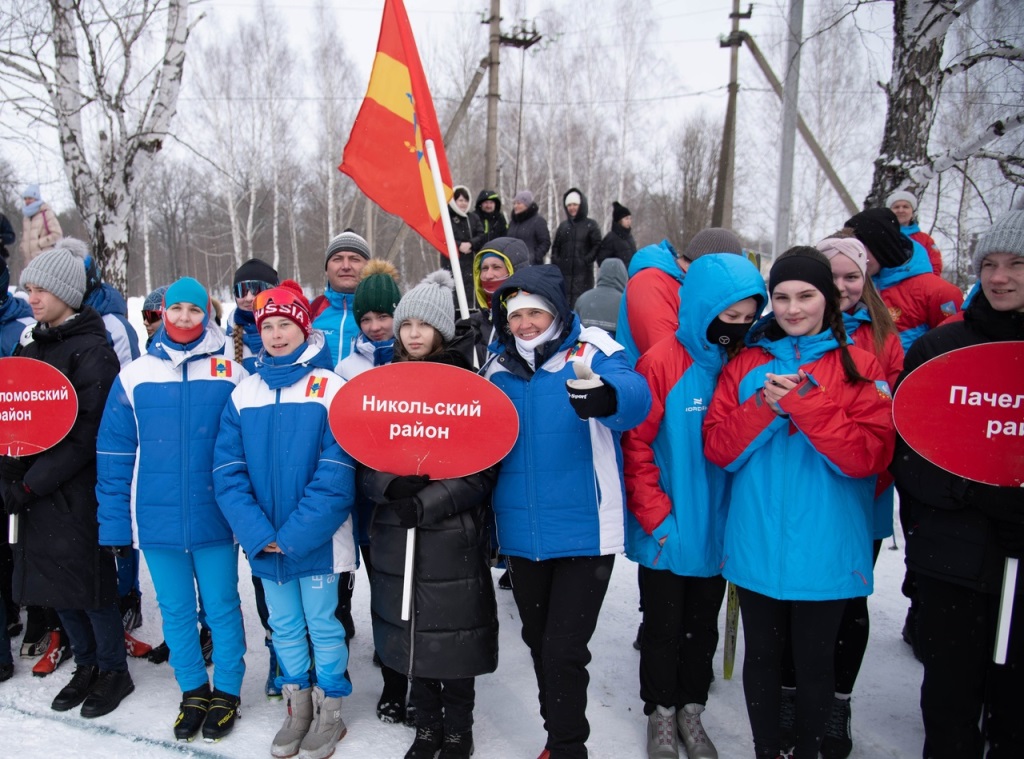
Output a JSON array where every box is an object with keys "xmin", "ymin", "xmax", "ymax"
[
  {"xmin": 712, "ymin": 2, "xmax": 752, "ymax": 229},
  {"xmin": 484, "ymin": 0, "xmax": 501, "ymax": 189}
]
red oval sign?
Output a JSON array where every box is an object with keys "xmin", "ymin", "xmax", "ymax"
[
  {"xmin": 0, "ymin": 357, "xmax": 80, "ymax": 457},
  {"xmin": 329, "ymin": 361, "xmax": 519, "ymax": 479},
  {"xmin": 893, "ymin": 341, "xmax": 1024, "ymax": 487}
]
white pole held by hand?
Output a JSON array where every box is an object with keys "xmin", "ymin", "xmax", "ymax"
[
  {"xmin": 994, "ymin": 556, "xmax": 1018, "ymax": 664},
  {"xmin": 8, "ymin": 514, "xmax": 16, "ymax": 544},
  {"xmin": 425, "ymin": 139, "xmax": 470, "ymax": 322},
  {"xmin": 401, "ymin": 527, "xmax": 416, "ymax": 621}
]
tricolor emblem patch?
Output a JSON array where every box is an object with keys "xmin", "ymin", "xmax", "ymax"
[
  {"xmin": 306, "ymin": 376, "xmax": 328, "ymax": 398},
  {"xmin": 211, "ymin": 358, "xmax": 231, "ymax": 378},
  {"xmin": 565, "ymin": 342, "xmax": 587, "ymax": 361},
  {"xmin": 875, "ymin": 380, "xmax": 892, "ymax": 401}
]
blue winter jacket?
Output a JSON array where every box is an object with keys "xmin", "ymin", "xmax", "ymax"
[
  {"xmin": 624, "ymin": 255, "xmax": 766, "ymax": 576},
  {"xmin": 616, "ymin": 239, "xmax": 684, "ymax": 366},
  {"xmin": 96, "ymin": 325, "xmax": 245, "ymax": 551},
  {"xmin": 312, "ymin": 289, "xmax": 359, "ymax": 367},
  {"xmin": 213, "ymin": 333, "xmax": 357, "ymax": 583},
  {"xmin": 704, "ymin": 319, "xmax": 894, "ymax": 601},
  {"xmin": 0, "ymin": 295, "xmax": 33, "ymax": 356},
  {"xmin": 85, "ymin": 283, "xmax": 141, "ymax": 368},
  {"xmin": 483, "ymin": 265, "xmax": 652, "ymax": 560}
]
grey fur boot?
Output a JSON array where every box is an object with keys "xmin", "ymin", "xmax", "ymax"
[
  {"xmin": 298, "ymin": 686, "xmax": 347, "ymax": 759},
  {"xmin": 272, "ymin": 684, "xmax": 313, "ymax": 758}
]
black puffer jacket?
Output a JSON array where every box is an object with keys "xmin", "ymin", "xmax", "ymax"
[
  {"xmin": 551, "ymin": 187, "xmax": 602, "ymax": 306},
  {"xmin": 442, "ymin": 187, "xmax": 485, "ymax": 304},
  {"xmin": 508, "ymin": 203, "xmax": 551, "ymax": 265},
  {"xmin": 892, "ymin": 292, "xmax": 1024, "ymax": 595},
  {"xmin": 597, "ymin": 221, "xmax": 637, "ymax": 268},
  {"xmin": 2, "ymin": 307, "xmax": 120, "ymax": 609},
  {"xmin": 360, "ymin": 335, "xmax": 499, "ymax": 679},
  {"xmin": 472, "ymin": 190, "xmax": 508, "ymax": 250}
]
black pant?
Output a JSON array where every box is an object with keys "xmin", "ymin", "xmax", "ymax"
[
  {"xmin": 917, "ymin": 574, "xmax": 1023, "ymax": 759},
  {"xmin": 639, "ymin": 568, "xmax": 725, "ymax": 712},
  {"xmin": 737, "ymin": 587, "xmax": 846, "ymax": 759},
  {"xmin": 57, "ymin": 604, "xmax": 127, "ymax": 672},
  {"xmin": 410, "ymin": 676, "xmax": 475, "ymax": 733},
  {"xmin": 507, "ymin": 554, "xmax": 615, "ymax": 759}
]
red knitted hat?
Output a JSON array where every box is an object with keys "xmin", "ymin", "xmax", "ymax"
[{"xmin": 254, "ymin": 280, "xmax": 312, "ymax": 338}]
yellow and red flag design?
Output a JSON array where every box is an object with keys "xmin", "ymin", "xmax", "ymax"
[
  {"xmin": 306, "ymin": 375, "xmax": 329, "ymax": 398},
  {"xmin": 211, "ymin": 358, "xmax": 232, "ymax": 378},
  {"xmin": 340, "ymin": 0, "xmax": 453, "ymax": 255}
]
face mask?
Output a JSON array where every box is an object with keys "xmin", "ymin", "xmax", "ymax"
[
  {"xmin": 706, "ymin": 317, "xmax": 752, "ymax": 348},
  {"xmin": 481, "ymin": 277, "xmax": 507, "ymax": 295}
]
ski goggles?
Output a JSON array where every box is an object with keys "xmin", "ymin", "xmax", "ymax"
[
  {"xmin": 142, "ymin": 310, "xmax": 162, "ymax": 323},
  {"xmin": 233, "ymin": 280, "xmax": 274, "ymax": 299}
]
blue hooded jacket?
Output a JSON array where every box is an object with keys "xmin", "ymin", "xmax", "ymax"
[
  {"xmin": 0, "ymin": 294, "xmax": 33, "ymax": 356},
  {"xmin": 96, "ymin": 324, "xmax": 245, "ymax": 551},
  {"xmin": 624, "ymin": 255, "xmax": 766, "ymax": 576},
  {"xmin": 85, "ymin": 282, "xmax": 141, "ymax": 368},
  {"xmin": 616, "ymin": 239, "xmax": 684, "ymax": 365},
  {"xmin": 213, "ymin": 332, "xmax": 357, "ymax": 583},
  {"xmin": 483, "ymin": 265, "xmax": 652, "ymax": 560},
  {"xmin": 312, "ymin": 289, "xmax": 359, "ymax": 366}
]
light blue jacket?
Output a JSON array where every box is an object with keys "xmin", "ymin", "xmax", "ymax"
[{"xmin": 312, "ymin": 289, "xmax": 359, "ymax": 366}]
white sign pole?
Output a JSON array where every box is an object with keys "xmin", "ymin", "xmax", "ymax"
[
  {"xmin": 401, "ymin": 528, "xmax": 416, "ymax": 622},
  {"xmin": 994, "ymin": 557, "xmax": 1018, "ymax": 664}
]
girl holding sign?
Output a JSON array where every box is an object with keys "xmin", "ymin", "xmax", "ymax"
[
  {"xmin": 703, "ymin": 247, "xmax": 895, "ymax": 759},
  {"xmin": 214, "ymin": 281, "xmax": 356, "ymax": 759},
  {"xmin": 483, "ymin": 264, "xmax": 652, "ymax": 759},
  {"xmin": 891, "ymin": 211, "xmax": 1024, "ymax": 759},
  {"xmin": 622, "ymin": 253, "xmax": 767, "ymax": 759},
  {"xmin": 359, "ymin": 270, "xmax": 498, "ymax": 759},
  {"xmin": 96, "ymin": 277, "xmax": 248, "ymax": 742}
]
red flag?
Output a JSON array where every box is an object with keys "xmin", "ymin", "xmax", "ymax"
[{"xmin": 340, "ymin": 0, "xmax": 453, "ymax": 254}]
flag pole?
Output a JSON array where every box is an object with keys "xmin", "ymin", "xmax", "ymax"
[{"xmin": 425, "ymin": 139, "xmax": 470, "ymax": 321}]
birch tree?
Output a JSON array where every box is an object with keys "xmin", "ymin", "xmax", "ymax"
[{"xmin": 0, "ymin": 0, "xmax": 194, "ymax": 290}]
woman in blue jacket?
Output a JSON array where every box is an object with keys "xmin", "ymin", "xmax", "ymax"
[
  {"xmin": 704, "ymin": 248, "xmax": 895, "ymax": 759},
  {"xmin": 623, "ymin": 254, "xmax": 766, "ymax": 759},
  {"xmin": 96, "ymin": 277, "xmax": 247, "ymax": 742},
  {"xmin": 214, "ymin": 280, "xmax": 356, "ymax": 759},
  {"xmin": 483, "ymin": 264, "xmax": 651, "ymax": 759}
]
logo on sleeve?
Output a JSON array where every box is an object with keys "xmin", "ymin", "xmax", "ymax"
[
  {"xmin": 306, "ymin": 375, "xmax": 329, "ymax": 398},
  {"xmin": 940, "ymin": 300, "xmax": 958, "ymax": 316},
  {"xmin": 211, "ymin": 358, "xmax": 231, "ymax": 377},
  {"xmin": 875, "ymin": 380, "xmax": 892, "ymax": 400}
]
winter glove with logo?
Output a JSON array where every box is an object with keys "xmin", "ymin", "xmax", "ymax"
[
  {"xmin": 105, "ymin": 545, "xmax": 133, "ymax": 559},
  {"xmin": 566, "ymin": 380, "xmax": 617, "ymax": 419},
  {"xmin": 4, "ymin": 481, "xmax": 35, "ymax": 515},
  {"xmin": 0, "ymin": 457, "xmax": 30, "ymax": 482},
  {"xmin": 388, "ymin": 497, "xmax": 422, "ymax": 529},
  {"xmin": 385, "ymin": 474, "xmax": 431, "ymax": 500}
]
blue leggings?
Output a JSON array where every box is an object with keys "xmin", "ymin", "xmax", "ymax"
[
  {"xmin": 263, "ymin": 574, "xmax": 351, "ymax": 698},
  {"xmin": 145, "ymin": 545, "xmax": 246, "ymax": 694}
]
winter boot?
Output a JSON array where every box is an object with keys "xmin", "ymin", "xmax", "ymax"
[
  {"xmin": 19, "ymin": 609, "xmax": 48, "ymax": 658},
  {"xmin": 377, "ymin": 664, "xmax": 408, "ymax": 723},
  {"xmin": 298, "ymin": 686, "xmax": 346, "ymax": 759},
  {"xmin": 779, "ymin": 687, "xmax": 797, "ymax": 752},
  {"xmin": 677, "ymin": 703, "xmax": 717, "ymax": 759},
  {"xmin": 819, "ymin": 696, "xmax": 853, "ymax": 759},
  {"xmin": 80, "ymin": 668, "xmax": 135, "ymax": 718},
  {"xmin": 272, "ymin": 683, "xmax": 314, "ymax": 758},
  {"xmin": 173, "ymin": 683, "xmax": 211, "ymax": 741},
  {"xmin": 266, "ymin": 635, "xmax": 283, "ymax": 699},
  {"xmin": 202, "ymin": 689, "xmax": 241, "ymax": 741},
  {"xmin": 0, "ymin": 662, "xmax": 12, "ymax": 682},
  {"xmin": 200, "ymin": 625, "xmax": 214, "ymax": 666},
  {"xmin": 439, "ymin": 729, "xmax": 474, "ymax": 759},
  {"xmin": 405, "ymin": 723, "xmax": 444, "ymax": 759},
  {"xmin": 32, "ymin": 630, "xmax": 70, "ymax": 677},
  {"xmin": 124, "ymin": 630, "xmax": 154, "ymax": 658},
  {"xmin": 646, "ymin": 705, "xmax": 679, "ymax": 759},
  {"xmin": 497, "ymin": 569, "xmax": 512, "ymax": 590},
  {"xmin": 147, "ymin": 640, "xmax": 170, "ymax": 664},
  {"xmin": 50, "ymin": 665, "xmax": 99, "ymax": 711},
  {"xmin": 119, "ymin": 589, "xmax": 143, "ymax": 632}
]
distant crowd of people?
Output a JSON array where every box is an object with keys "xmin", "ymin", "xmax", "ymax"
[{"xmin": 1, "ymin": 179, "xmax": 1022, "ymax": 759}]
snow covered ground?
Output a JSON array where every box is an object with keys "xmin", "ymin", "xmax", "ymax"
[
  {"xmin": 1, "ymin": 299, "xmax": 926, "ymax": 757},
  {"xmin": 1, "ymin": 537, "xmax": 924, "ymax": 758}
]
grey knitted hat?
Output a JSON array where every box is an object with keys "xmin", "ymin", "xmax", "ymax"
[
  {"xmin": 682, "ymin": 227, "xmax": 744, "ymax": 261},
  {"xmin": 973, "ymin": 210, "xmax": 1024, "ymax": 275},
  {"xmin": 20, "ymin": 247, "xmax": 87, "ymax": 309},
  {"xmin": 325, "ymin": 229, "xmax": 371, "ymax": 266},
  {"xmin": 393, "ymin": 269, "xmax": 456, "ymax": 342}
]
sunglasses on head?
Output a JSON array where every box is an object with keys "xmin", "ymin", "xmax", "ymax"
[
  {"xmin": 142, "ymin": 310, "xmax": 162, "ymax": 323},
  {"xmin": 234, "ymin": 280, "xmax": 273, "ymax": 298}
]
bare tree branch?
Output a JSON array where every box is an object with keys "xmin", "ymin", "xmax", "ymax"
[{"xmin": 943, "ymin": 44, "xmax": 1024, "ymax": 77}]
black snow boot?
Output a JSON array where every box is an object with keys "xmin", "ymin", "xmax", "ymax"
[
  {"xmin": 80, "ymin": 668, "xmax": 135, "ymax": 718},
  {"xmin": 405, "ymin": 723, "xmax": 444, "ymax": 759},
  {"xmin": 51, "ymin": 665, "xmax": 99, "ymax": 711},
  {"xmin": 439, "ymin": 729, "xmax": 474, "ymax": 758},
  {"xmin": 173, "ymin": 683, "xmax": 211, "ymax": 741}
]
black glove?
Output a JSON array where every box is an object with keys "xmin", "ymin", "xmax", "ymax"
[
  {"xmin": 0, "ymin": 457, "xmax": 30, "ymax": 482},
  {"xmin": 566, "ymin": 380, "xmax": 617, "ymax": 419},
  {"xmin": 385, "ymin": 474, "xmax": 431, "ymax": 500},
  {"xmin": 993, "ymin": 520, "xmax": 1024, "ymax": 560},
  {"xmin": 105, "ymin": 545, "xmax": 133, "ymax": 559},
  {"xmin": 388, "ymin": 497, "xmax": 422, "ymax": 528},
  {"xmin": 4, "ymin": 480, "xmax": 35, "ymax": 515}
]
